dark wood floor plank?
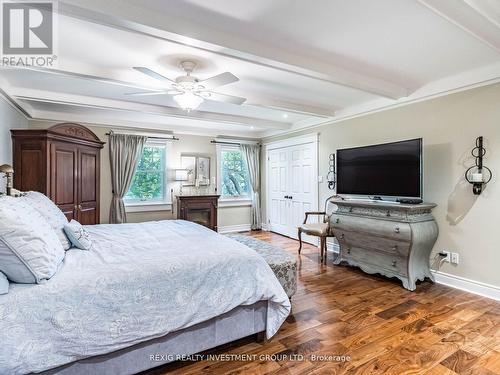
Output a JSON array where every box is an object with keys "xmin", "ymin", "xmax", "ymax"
[{"xmin": 143, "ymin": 231, "xmax": 500, "ymax": 375}]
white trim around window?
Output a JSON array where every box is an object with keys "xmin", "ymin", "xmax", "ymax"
[
  {"xmin": 124, "ymin": 139, "xmax": 174, "ymax": 213},
  {"xmin": 216, "ymin": 142, "xmax": 253, "ymax": 205}
]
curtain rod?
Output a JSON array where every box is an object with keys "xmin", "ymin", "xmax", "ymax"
[
  {"xmin": 105, "ymin": 132, "xmax": 179, "ymax": 141},
  {"xmin": 210, "ymin": 140, "xmax": 260, "ymax": 146}
]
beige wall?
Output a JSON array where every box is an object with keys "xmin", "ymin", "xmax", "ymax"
[
  {"xmin": 263, "ymin": 83, "xmax": 500, "ymax": 288},
  {"xmin": 0, "ymin": 98, "xmax": 28, "ymax": 191},
  {"xmin": 28, "ymin": 121, "xmax": 251, "ymax": 228}
]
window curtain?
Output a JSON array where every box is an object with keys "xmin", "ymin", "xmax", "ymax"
[
  {"xmin": 240, "ymin": 144, "xmax": 261, "ymax": 230},
  {"xmin": 109, "ymin": 132, "xmax": 147, "ymax": 224}
]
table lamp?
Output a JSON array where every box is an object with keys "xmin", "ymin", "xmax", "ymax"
[{"xmin": 0, "ymin": 164, "xmax": 14, "ymax": 196}]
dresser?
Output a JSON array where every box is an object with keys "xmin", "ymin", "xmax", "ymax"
[
  {"xmin": 11, "ymin": 123, "xmax": 104, "ymax": 224},
  {"xmin": 330, "ymin": 199, "xmax": 438, "ymax": 291},
  {"xmin": 177, "ymin": 195, "xmax": 220, "ymax": 231}
]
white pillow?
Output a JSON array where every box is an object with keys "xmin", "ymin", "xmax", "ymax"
[
  {"xmin": 0, "ymin": 196, "xmax": 65, "ymax": 283},
  {"xmin": 19, "ymin": 191, "xmax": 71, "ymax": 250},
  {"xmin": 64, "ymin": 220, "xmax": 92, "ymax": 250},
  {"xmin": 0, "ymin": 271, "xmax": 8, "ymax": 295}
]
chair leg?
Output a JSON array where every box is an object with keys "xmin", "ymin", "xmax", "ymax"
[
  {"xmin": 298, "ymin": 229, "xmax": 302, "ymax": 254},
  {"xmin": 323, "ymin": 237, "xmax": 327, "ymax": 264},
  {"xmin": 319, "ymin": 237, "xmax": 324, "ymax": 263}
]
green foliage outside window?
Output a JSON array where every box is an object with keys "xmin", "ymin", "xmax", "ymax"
[
  {"xmin": 125, "ymin": 145, "xmax": 165, "ymax": 201},
  {"xmin": 221, "ymin": 150, "xmax": 250, "ymax": 197}
]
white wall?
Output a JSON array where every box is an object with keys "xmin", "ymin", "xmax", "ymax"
[
  {"xmin": 0, "ymin": 97, "xmax": 28, "ymax": 191},
  {"xmin": 28, "ymin": 120, "xmax": 252, "ymax": 227},
  {"xmin": 263, "ymin": 83, "xmax": 500, "ymax": 289}
]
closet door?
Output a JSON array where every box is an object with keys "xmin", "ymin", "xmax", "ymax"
[
  {"xmin": 77, "ymin": 145, "xmax": 100, "ymax": 225},
  {"xmin": 267, "ymin": 138, "xmax": 318, "ymax": 241},
  {"xmin": 268, "ymin": 148, "xmax": 292, "ymax": 236},
  {"xmin": 288, "ymin": 143, "xmax": 317, "ymax": 241},
  {"xmin": 50, "ymin": 141, "xmax": 78, "ymax": 221}
]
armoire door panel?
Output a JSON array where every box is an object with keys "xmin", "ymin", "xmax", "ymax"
[
  {"xmin": 79, "ymin": 151, "xmax": 97, "ymax": 203},
  {"xmin": 20, "ymin": 149, "xmax": 46, "ymax": 192},
  {"xmin": 51, "ymin": 144, "xmax": 77, "ymax": 207},
  {"xmin": 78, "ymin": 204, "xmax": 97, "ymax": 225}
]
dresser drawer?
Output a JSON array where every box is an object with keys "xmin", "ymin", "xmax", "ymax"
[
  {"xmin": 330, "ymin": 214, "xmax": 411, "ymax": 242},
  {"xmin": 336, "ymin": 229, "xmax": 410, "ymax": 257},
  {"xmin": 343, "ymin": 247, "xmax": 408, "ymax": 277}
]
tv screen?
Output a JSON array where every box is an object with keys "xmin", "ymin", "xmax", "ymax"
[{"xmin": 336, "ymin": 138, "xmax": 422, "ymax": 199}]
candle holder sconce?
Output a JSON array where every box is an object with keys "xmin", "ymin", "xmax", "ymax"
[{"xmin": 465, "ymin": 136, "xmax": 492, "ymax": 195}]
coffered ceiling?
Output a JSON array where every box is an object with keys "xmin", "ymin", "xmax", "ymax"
[{"xmin": 1, "ymin": 0, "xmax": 500, "ymax": 137}]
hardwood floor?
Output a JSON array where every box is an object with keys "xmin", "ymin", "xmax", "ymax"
[{"xmin": 148, "ymin": 231, "xmax": 500, "ymax": 375}]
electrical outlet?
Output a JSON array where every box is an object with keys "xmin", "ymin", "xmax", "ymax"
[
  {"xmin": 451, "ymin": 252, "xmax": 459, "ymax": 264},
  {"xmin": 442, "ymin": 251, "xmax": 451, "ymax": 262},
  {"xmin": 318, "ymin": 175, "xmax": 324, "ymax": 183}
]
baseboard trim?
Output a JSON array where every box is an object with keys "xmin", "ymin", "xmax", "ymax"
[
  {"xmin": 218, "ymin": 224, "xmax": 251, "ymax": 234},
  {"xmin": 431, "ymin": 270, "xmax": 500, "ymax": 301}
]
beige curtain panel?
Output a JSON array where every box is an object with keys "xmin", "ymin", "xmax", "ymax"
[
  {"xmin": 241, "ymin": 144, "xmax": 261, "ymax": 230},
  {"xmin": 109, "ymin": 132, "xmax": 147, "ymax": 224}
]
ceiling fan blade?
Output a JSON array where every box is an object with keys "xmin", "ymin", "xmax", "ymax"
[
  {"xmin": 133, "ymin": 67, "xmax": 175, "ymax": 84},
  {"xmin": 125, "ymin": 90, "xmax": 173, "ymax": 96},
  {"xmin": 198, "ymin": 72, "xmax": 239, "ymax": 90},
  {"xmin": 201, "ymin": 91, "xmax": 247, "ymax": 105}
]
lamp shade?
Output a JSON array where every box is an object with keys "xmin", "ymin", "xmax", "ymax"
[
  {"xmin": 175, "ymin": 169, "xmax": 189, "ymax": 181},
  {"xmin": 0, "ymin": 164, "xmax": 13, "ymax": 173}
]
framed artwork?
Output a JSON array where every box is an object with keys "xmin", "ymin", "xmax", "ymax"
[
  {"xmin": 196, "ymin": 156, "xmax": 210, "ymax": 185},
  {"xmin": 180, "ymin": 155, "xmax": 196, "ymax": 186},
  {"xmin": 180, "ymin": 154, "xmax": 211, "ymax": 186}
]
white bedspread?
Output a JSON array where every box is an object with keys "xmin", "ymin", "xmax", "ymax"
[{"xmin": 0, "ymin": 220, "xmax": 290, "ymax": 374}]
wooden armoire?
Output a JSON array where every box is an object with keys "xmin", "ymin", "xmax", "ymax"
[{"xmin": 11, "ymin": 123, "xmax": 104, "ymax": 224}]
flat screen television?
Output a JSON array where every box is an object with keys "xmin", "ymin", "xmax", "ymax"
[{"xmin": 336, "ymin": 138, "xmax": 422, "ymax": 199}]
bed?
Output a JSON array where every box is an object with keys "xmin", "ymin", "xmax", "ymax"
[{"xmin": 0, "ymin": 220, "xmax": 291, "ymax": 375}]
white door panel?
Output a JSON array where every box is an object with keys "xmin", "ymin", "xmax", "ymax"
[{"xmin": 267, "ymin": 139, "xmax": 318, "ymax": 243}]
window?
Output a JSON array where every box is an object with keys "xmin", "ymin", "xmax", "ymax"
[
  {"xmin": 218, "ymin": 145, "xmax": 251, "ymax": 201},
  {"xmin": 125, "ymin": 142, "xmax": 168, "ymax": 205}
]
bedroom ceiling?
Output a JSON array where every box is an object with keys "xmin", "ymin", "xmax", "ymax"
[{"xmin": 1, "ymin": 0, "xmax": 500, "ymax": 137}]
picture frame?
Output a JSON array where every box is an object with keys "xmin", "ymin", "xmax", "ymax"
[{"xmin": 180, "ymin": 154, "xmax": 211, "ymax": 186}]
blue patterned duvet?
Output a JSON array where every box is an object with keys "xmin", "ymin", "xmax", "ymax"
[{"xmin": 0, "ymin": 220, "xmax": 290, "ymax": 374}]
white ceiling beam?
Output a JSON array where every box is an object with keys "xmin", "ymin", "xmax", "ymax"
[
  {"xmin": 10, "ymin": 88, "xmax": 292, "ymax": 130},
  {"xmin": 58, "ymin": 1, "xmax": 409, "ymax": 99},
  {"xmin": 244, "ymin": 96, "xmax": 336, "ymax": 118},
  {"xmin": 418, "ymin": 0, "xmax": 500, "ymax": 53}
]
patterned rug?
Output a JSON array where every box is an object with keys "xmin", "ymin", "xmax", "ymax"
[{"xmin": 225, "ymin": 234, "xmax": 297, "ymax": 298}]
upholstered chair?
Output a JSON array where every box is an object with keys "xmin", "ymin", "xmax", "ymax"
[{"xmin": 297, "ymin": 196, "xmax": 337, "ymax": 264}]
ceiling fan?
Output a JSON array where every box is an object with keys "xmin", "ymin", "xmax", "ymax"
[{"xmin": 126, "ymin": 61, "xmax": 246, "ymax": 111}]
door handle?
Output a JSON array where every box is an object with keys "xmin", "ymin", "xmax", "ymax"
[{"xmin": 77, "ymin": 204, "xmax": 82, "ymax": 210}]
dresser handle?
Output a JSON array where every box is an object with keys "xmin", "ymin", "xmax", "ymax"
[
  {"xmin": 386, "ymin": 210, "xmax": 391, "ymax": 217},
  {"xmin": 391, "ymin": 260, "xmax": 397, "ymax": 267},
  {"xmin": 340, "ymin": 233, "xmax": 345, "ymax": 239},
  {"xmin": 347, "ymin": 248, "xmax": 351, "ymax": 254},
  {"xmin": 335, "ymin": 218, "xmax": 340, "ymax": 224},
  {"xmin": 392, "ymin": 245, "xmax": 398, "ymax": 251},
  {"xmin": 394, "ymin": 227, "xmax": 400, "ymax": 233}
]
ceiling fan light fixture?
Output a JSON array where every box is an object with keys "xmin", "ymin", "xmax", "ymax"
[{"xmin": 173, "ymin": 92, "xmax": 203, "ymax": 111}]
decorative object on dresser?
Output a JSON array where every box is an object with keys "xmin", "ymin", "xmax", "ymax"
[
  {"xmin": 330, "ymin": 199, "xmax": 438, "ymax": 291},
  {"xmin": 11, "ymin": 123, "xmax": 105, "ymax": 224},
  {"xmin": 177, "ymin": 195, "xmax": 220, "ymax": 231}
]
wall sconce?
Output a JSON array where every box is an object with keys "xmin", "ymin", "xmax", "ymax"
[
  {"xmin": 465, "ymin": 136, "xmax": 492, "ymax": 195},
  {"xmin": 0, "ymin": 164, "xmax": 14, "ymax": 196}
]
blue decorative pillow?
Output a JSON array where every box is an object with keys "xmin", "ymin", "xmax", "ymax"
[
  {"xmin": 64, "ymin": 220, "xmax": 92, "ymax": 250},
  {"xmin": 0, "ymin": 272, "xmax": 8, "ymax": 295}
]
